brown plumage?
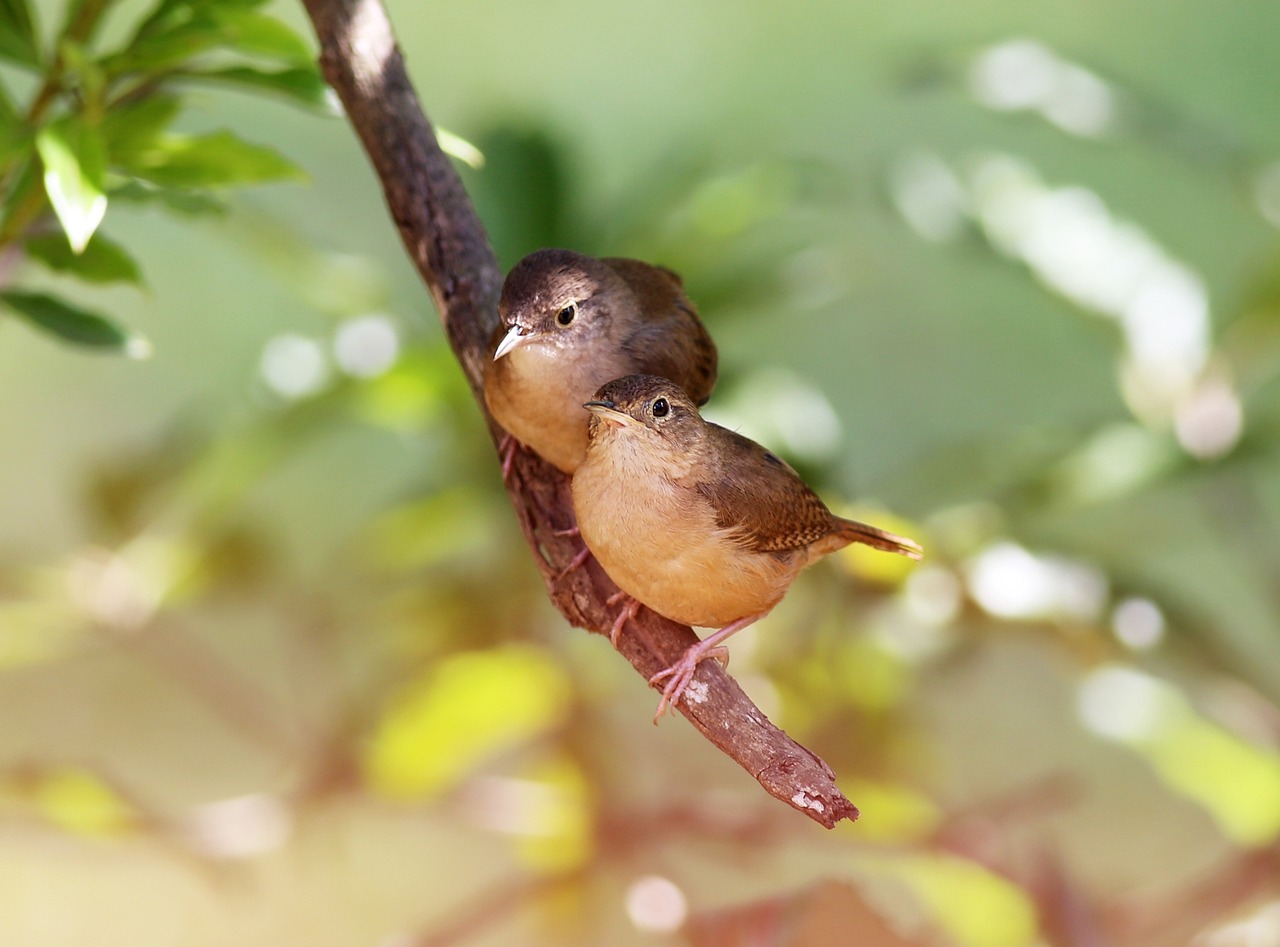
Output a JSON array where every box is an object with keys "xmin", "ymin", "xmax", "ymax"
[
  {"xmin": 572, "ymin": 374, "xmax": 922, "ymax": 719},
  {"xmin": 484, "ymin": 249, "xmax": 717, "ymax": 473}
]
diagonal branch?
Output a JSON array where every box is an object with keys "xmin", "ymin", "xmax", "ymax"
[{"xmin": 299, "ymin": 0, "xmax": 859, "ymax": 827}]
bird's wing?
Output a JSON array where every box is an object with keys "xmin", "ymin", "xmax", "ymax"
[
  {"xmin": 693, "ymin": 426, "xmax": 838, "ymax": 553},
  {"xmin": 604, "ymin": 258, "xmax": 719, "ymax": 406}
]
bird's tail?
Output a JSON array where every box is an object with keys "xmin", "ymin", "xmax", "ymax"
[{"xmin": 835, "ymin": 517, "xmax": 923, "ymax": 560}]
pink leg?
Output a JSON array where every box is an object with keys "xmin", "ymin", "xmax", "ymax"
[
  {"xmin": 607, "ymin": 594, "xmax": 640, "ymax": 646},
  {"xmin": 499, "ymin": 434, "xmax": 520, "ymax": 481},
  {"xmin": 556, "ymin": 543, "xmax": 591, "ymax": 579},
  {"xmin": 552, "ymin": 523, "xmax": 592, "ymax": 579},
  {"xmin": 497, "ymin": 436, "xmax": 592, "ymax": 577},
  {"xmin": 649, "ymin": 614, "xmax": 763, "ymax": 722}
]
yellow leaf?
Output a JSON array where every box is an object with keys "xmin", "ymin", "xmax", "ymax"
[
  {"xmin": 0, "ymin": 602, "xmax": 85, "ymax": 668},
  {"xmin": 364, "ymin": 645, "xmax": 571, "ymax": 800},
  {"xmin": 862, "ymin": 852, "xmax": 1039, "ymax": 947},
  {"xmin": 840, "ymin": 780, "xmax": 940, "ymax": 843},
  {"xmin": 1079, "ymin": 665, "xmax": 1280, "ymax": 845},
  {"xmin": 511, "ymin": 757, "xmax": 593, "ymax": 873},
  {"xmin": 1147, "ymin": 717, "xmax": 1280, "ymax": 845},
  {"xmin": 33, "ymin": 769, "xmax": 134, "ymax": 836}
]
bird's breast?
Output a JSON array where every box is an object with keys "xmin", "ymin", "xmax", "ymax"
[
  {"xmin": 573, "ymin": 439, "xmax": 797, "ymax": 627},
  {"xmin": 485, "ymin": 344, "xmax": 604, "ymax": 473}
]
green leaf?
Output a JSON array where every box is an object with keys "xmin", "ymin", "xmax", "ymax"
[
  {"xmin": 35, "ymin": 117, "xmax": 107, "ymax": 252},
  {"xmin": 107, "ymin": 179, "xmax": 227, "ymax": 215},
  {"xmin": 101, "ymin": 95, "xmax": 180, "ymax": 158},
  {"xmin": 57, "ymin": 38, "xmax": 107, "ymax": 108},
  {"xmin": 129, "ymin": 0, "xmax": 188, "ymax": 40},
  {"xmin": 436, "ymin": 128, "xmax": 485, "ymax": 169},
  {"xmin": 1, "ymin": 290, "xmax": 148, "ymax": 355},
  {"xmin": 131, "ymin": 0, "xmax": 266, "ymax": 44},
  {"xmin": 102, "ymin": 14, "xmax": 222, "ymax": 76},
  {"xmin": 0, "ymin": 0, "xmax": 40, "ymax": 68},
  {"xmin": 131, "ymin": 0, "xmax": 201, "ymax": 41},
  {"xmin": 106, "ymin": 4, "xmax": 308, "ymax": 76},
  {"xmin": 211, "ymin": 9, "xmax": 313, "ymax": 65},
  {"xmin": 123, "ymin": 130, "xmax": 305, "ymax": 189},
  {"xmin": 179, "ymin": 65, "xmax": 331, "ymax": 109},
  {"xmin": 25, "ymin": 231, "xmax": 143, "ymax": 285}
]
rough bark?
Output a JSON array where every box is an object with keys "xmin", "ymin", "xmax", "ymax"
[{"xmin": 300, "ymin": 0, "xmax": 859, "ymax": 827}]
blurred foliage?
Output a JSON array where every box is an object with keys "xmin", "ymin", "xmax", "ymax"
[{"xmin": 2, "ymin": 1, "xmax": 1280, "ymax": 946}]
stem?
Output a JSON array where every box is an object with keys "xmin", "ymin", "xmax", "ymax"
[
  {"xmin": 0, "ymin": 165, "xmax": 49, "ymax": 248},
  {"xmin": 26, "ymin": 0, "xmax": 112, "ymax": 127}
]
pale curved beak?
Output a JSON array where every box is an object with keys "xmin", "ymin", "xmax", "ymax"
[
  {"xmin": 493, "ymin": 324, "xmax": 531, "ymax": 361},
  {"xmin": 583, "ymin": 400, "xmax": 637, "ymax": 427}
]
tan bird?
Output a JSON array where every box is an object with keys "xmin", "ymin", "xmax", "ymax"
[
  {"xmin": 485, "ymin": 249, "xmax": 718, "ymax": 474},
  {"xmin": 572, "ymin": 374, "xmax": 923, "ymax": 719}
]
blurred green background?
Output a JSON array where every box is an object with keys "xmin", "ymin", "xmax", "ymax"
[{"xmin": 2, "ymin": 0, "xmax": 1280, "ymax": 945}]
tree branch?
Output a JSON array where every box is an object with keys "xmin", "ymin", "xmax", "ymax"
[{"xmin": 299, "ymin": 0, "xmax": 859, "ymax": 827}]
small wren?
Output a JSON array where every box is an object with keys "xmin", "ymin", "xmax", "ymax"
[
  {"xmin": 484, "ymin": 248, "xmax": 718, "ymax": 474},
  {"xmin": 572, "ymin": 374, "xmax": 923, "ymax": 718}
]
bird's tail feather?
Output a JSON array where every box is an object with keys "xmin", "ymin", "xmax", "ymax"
[{"xmin": 835, "ymin": 518, "xmax": 923, "ymax": 560}]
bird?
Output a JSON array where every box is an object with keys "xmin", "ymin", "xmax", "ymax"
[
  {"xmin": 571, "ymin": 374, "xmax": 923, "ymax": 720},
  {"xmin": 484, "ymin": 248, "xmax": 718, "ymax": 475}
]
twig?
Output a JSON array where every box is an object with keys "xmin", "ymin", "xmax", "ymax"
[{"xmin": 299, "ymin": 0, "xmax": 859, "ymax": 827}]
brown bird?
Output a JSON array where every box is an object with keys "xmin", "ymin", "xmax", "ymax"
[
  {"xmin": 485, "ymin": 248, "xmax": 718, "ymax": 474},
  {"xmin": 572, "ymin": 374, "xmax": 923, "ymax": 719}
]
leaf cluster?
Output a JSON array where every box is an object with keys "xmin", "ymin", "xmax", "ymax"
[{"xmin": 0, "ymin": 0, "xmax": 323, "ymax": 352}]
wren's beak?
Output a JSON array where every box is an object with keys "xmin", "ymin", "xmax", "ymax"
[
  {"xmin": 583, "ymin": 400, "xmax": 637, "ymax": 428},
  {"xmin": 492, "ymin": 324, "xmax": 533, "ymax": 361}
]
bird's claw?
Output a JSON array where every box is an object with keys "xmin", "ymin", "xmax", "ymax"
[
  {"xmin": 556, "ymin": 543, "xmax": 592, "ymax": 580},
  {"xmin": 648, "ymin": 644, "xmax": 728, "ymax": 722},
  {"xmin": 608, "ymin": 596, "xmax": 640, "ymax": 646}
]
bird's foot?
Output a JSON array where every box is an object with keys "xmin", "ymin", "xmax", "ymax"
[
  {"xmin": 649, "ymin": 642, "xmax": 729, "ymax": 722},
  {"xmin": 645, "ymin": 613, "xmax": 763, "ymax": 722},
  {"xmin": 607, "ymin": 595, "xmax": 640, "ymax": 646}
]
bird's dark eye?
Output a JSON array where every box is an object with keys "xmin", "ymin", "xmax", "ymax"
[
  {"xmin": 651, "ymin": 397, "xmax": 670, "ymax": 418},
  {"xmin": 556, "ymin": 303, "xmax": 577, "ymax": 326}
]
